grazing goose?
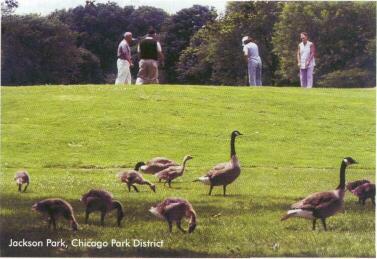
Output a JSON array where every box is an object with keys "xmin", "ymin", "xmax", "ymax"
[
  {"xmin": 118, "ymin": 162, "xmax": 156, "ymax": 193},
  {"xmin": 32, "ymin": 198, "xmax": 79, "ymax": 231},
  {"xmin": 155, "ymin": 155, "xmax": 193, "ymax": 188},
  {"xmin": 194, "ymin": 130, "xmax": 242, "ymax": 196},
  {"xmin": 281, "ymin": 157, "xmax": 358, "ymax": 231},
  {"xmin": 351, "ymin": 182, "xmax": 375, "ymax": 205},
  {"xmin": 149, "ymin": 198, "xmax": 197, "ymax": 233},
  {"xmin": 346, "ymin": 179, "xmax": 370, "ymax": 192},
  {"xmin": 14, "ymin": 170, "xmax": 30, "ymax": 192},
  {"xmin": 81, "ymin": 189, "xmax": 124, "ymax": 227},
  {"xmin": 139, "ymin": 157, "xmax": 178, "ymax": 174}
]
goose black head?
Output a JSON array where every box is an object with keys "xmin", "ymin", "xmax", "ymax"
[
  {"xmin": 134, "ymin": 161, "xmax": 146, "ymax": 171},
  {"xmin": 188, "ymin": 223, "xmax": 197, "ymax": 233},
  {"xmin": 231, "ymin": 130, "xmax": 243, "ymax": 138},
  {"xmin": 343, "ymin": 157, "xmax": 358, "ymax": 166}
]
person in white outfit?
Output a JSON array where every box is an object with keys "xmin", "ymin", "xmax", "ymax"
[
  {"xmin": 242, "ymin": 36, "xmax": 262, "ymax": 86},
  {"xmin": 115, "ymin": 32, "xmax": 133, "ymax": 85},
  {"xmin": 297, "ymin": 32, "xmax": 315, "ymax": 88}
]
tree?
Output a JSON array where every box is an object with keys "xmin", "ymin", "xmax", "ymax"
[
  {"xmin": 161, "ymin": 5, "xmax": 217, "ymax": 83},
  {"xmin": 272, "ymin": 2, "xmax": 376, "ymax": 87},
  {"xmin": 1, "ymin": 15, "xmax": 101, "ymax": 85},
  {"xmin": 1, "ymin": 0, "xmax": 18, "ymax": 15}
]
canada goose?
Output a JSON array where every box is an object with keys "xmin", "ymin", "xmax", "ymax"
[
  {"xmin": 351, "ymin": 182, "xmax": 375, "ymax": 205},
  {"xmin": 14, "ymin": 170, "xmax": 30, "ymax": 192},
  {"xmin": 346, "ymin": 179, "xmax": 370, "ymax": 192},
  {"xmin": 149, "ymin": 198, "xmax": 197, "ymax": 233},
  {"xmin": 81, "ymin": 189, "xmax": 124, "ymax": 227},
  {"xmin": 118, "ymin": 162, "xmax": 156, "ymax": 192},
  {"xmin": 32, "ymin": 198, "xmax": 79, "ymax": 231},
  {"xmin": 194, "ymin": 130, "xmax": 242, "ymax": 196},
  {"xmin": 139, "ymin": 157, "xmax": 178, "ymax": 174},
  {"xmin": 155, "ymin": 155, "xmax": 193, "ymax": 188},
  {"xmin": 281, "ymin": 157, "xmax": 358, "ymax": 231}
]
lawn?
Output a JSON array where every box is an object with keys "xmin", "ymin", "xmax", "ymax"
[{"xmin": 0, "ymin": 85, "xmax": 375, "ymax": 257}]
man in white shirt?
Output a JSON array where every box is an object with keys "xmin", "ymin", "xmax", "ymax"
[
  {"xmin": 297, "ymin": 32, "xmax": 315, "ymax": 88},
  {"xmin": 136, "ymin": 28, "xmax": 164, "ymax": 85},
  {"xmin": 115, "ymin": 32, "xmax": 133, "ymax": 85},
  {"xmin": 242, "ymin": 36, "xmax": 262, "ymax": 86}
]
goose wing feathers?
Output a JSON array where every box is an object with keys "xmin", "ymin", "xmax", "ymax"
[
  {"xmin": 206, "ymin": 162, "xmax": 232, "ymax": 178},
  {"xmin": 291, "ymin": 191, "xmax": 339, "ymax": 210},
  {"xmin": 119, "ymin": 171, "xmax": 142, "ymax": 183},
  {"xmin": 148, "ymin": 157, "xmax": 178, "ymax": 166},
  {"xmin": 156, "ymin": 166, "xmax": 181, "ymax": 179}
]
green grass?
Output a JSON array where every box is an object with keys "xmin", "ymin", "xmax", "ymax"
[{"xmin": 0, "ymin": 85, "xmax": 375, "ymax": 257}]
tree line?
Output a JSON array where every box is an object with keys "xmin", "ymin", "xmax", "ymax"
[{"xmin": 1, "ymin": 1, "xmax": 375, "ymax": 87}]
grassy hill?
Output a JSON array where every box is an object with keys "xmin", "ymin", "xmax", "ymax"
[{"xmin": 1, "ymin": 85, "xmax": 375, "ymax": 257}]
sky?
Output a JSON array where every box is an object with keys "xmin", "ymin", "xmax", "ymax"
[{"xmin": 15, "ymin": 0, "xmax": 228, "ymax": 15}]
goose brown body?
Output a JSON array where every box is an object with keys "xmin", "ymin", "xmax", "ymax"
[
  {"xmin": 351, "ymin": 182, "xmax": 375, "ymax": 205},
  {"xmin": 81, "ymin": 189, "xmax": 124, "ymax": 227},
  {"xmin": 139, "ymin": 157, "xmax": 178, "ymax": 174},
  {"xmin": 281, "ymin": 157, "xmax": 357, "ymax": 231},
  {"xmin": 32, "ymin": 198, "xmax": 78, "ymax": 231},
  {"xmin": 149, "ymin": 198, "xmax": 197, "ymax": 233},
  {"xmin": 155, "ymin": 155, "xmax": 193, "ymax": 187},
  {"xmin": 195, "ymin": 130, "xmax": 242, "ymax": 196},
  {"xmin": 118, "ymin": 171, "xmax": 156, "ymax": 192},
  {"xmin": 14, "ymin": 170, "xmax": 30, "ymax": 192}
]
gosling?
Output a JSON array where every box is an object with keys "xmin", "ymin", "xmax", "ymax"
[
  {"xmin": 32, "ymin": 198, "xmax": 79, "ymax": 231},
  {"xmin": 81, "ymin": 189, "xmax": 124, "ymax": 227},
  {"xmin": 118, "ymin": 162, "xmax": 156, "ymax": 193},
  {"xmin": 14, "ymin": 170, "xmax": 30, "ymax": 192},
  {"xmin": 149, "ymin": 198, "xmax": 197, "ymax": 233}
]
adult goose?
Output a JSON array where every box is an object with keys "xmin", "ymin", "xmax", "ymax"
[
  {"xmin": 194, "ymin": 130, "xmax": 242, "ymax": 196},
  {"xmin": 155, "ymin": 155, "xmax": 193, "ymax": 187},
  {"xmin": 118, "ymin": 162, "xmax": 156, "ymax": 192},
  {"xmin": 281, "ymin": 157, "xmax": 358, "ymax": 231},
  {"xmin": 139, "ymin": 157, "xmax": 178, "ymax": 174}
]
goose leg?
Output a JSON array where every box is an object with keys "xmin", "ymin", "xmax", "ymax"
[
  {"xmin": 312, "ymin": 219, "xmax": 316, "ymax": 230},
  {"xmin": 132, "ymin": 185, "xmax": 139, "ymax": 192},
  {"xmin": 362, "ymin": 198, "xmax": 366, "ymax": 205},
  {"xmin": 176, "ymin": 221, "xmax": 186, "ymax": 233},
  {"xmin": 223, "ymin": 185, "xmax": 227, "ymax": 196},
  {"xmin": 23, "ymin": 183, "xmax": 29, "ymax": 192},
  {"xmin": 158, "ymin": 179, "xmax": 162, "ymax": 183},
  {"xmin": 168, "ymin": 180, "xmax": 172, "ymax": 188},
  {"xmin": 371, "ymin": 196, "xmax": 375, "ymax": 205},
  {"xmin": 18, "ymin": 184, "xmax": 22, "ymax": 192},
  {"xmin": 321, "ymin": 218, "xmax": 327, "ymax": 231},
  {"xmin": 85, "ymin": 209, "xmax": 90, "ymax": 224},
  {"xmin": 100, "ymin": 210, "xmax": 106, "ymax": 226},
  {"xmin": 48, "ymin": 217, "xmax": 52, "ymax": 229},
  {"xmin": 51, "ymin": 216, "xmax": 57, "ymax": 230},
  {"xmin": 127, "ymin": 184, "xmax": 131, "ymax": 192},
  {"xmin": 208, "ymin": 185, "xmax": 213, "ymax": 196},
  {"xmin": 167, "ymin": 221, "xmax": 173, "ymax": 233}
]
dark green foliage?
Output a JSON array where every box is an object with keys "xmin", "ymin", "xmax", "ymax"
[
  {"xmin": 1, "ymin": 15, "xmax": 82, "ymax": 85},
  {"xmin": 317, "ymin": 68, "xmax": 376, "ymax": 88},
  {"xmin": 161, "ymin": 5, "xmax": 217, "ymax": 83},
  {"xmin": 272, "ymin": 2, "xmax": 376, "ymax": 86}
]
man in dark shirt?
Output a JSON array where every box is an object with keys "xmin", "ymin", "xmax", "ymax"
[{"xmin": 136, "ymin": 29, "xmax": 164, "ymax": 84}]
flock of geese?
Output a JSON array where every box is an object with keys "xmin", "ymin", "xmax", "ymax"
[{"xmin": 14, "ymin": 130, "xmax": 375, "ymax": 233}]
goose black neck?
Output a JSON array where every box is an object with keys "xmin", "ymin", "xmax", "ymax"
[
  {"xmin": 230, "ymin": 134, "xmax": 237, "ymax": 157},
  {"xmin": 112, "ymin": 201, "xmax": 124, "ymax": 226},
  {"xmin": 337, "ymin": 161, "xmax": 347, "ymax": 190}
]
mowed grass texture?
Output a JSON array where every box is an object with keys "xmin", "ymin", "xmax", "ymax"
[{"xmin": 0, "ymin": 85, "xmax": 375, "ymax": 257}]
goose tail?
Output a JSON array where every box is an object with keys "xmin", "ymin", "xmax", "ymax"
[
  {"xmin": 149, "ymin": 207, "xmax": 164, "ymax": 220},
  {"xmin": 193, "ymin": 176, "xmax": 211, "ymax": 185},
  {"xmin": 281, "ymin": 209, "xmax": 314, "ymax": 221}
]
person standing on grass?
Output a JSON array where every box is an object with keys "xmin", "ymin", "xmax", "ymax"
[
  {"xmin": 297, "ymin": 32, "xmax": 315, "ymax": 88},
  {"xmin": 136, "ymin": 28, "xmax": 164, "ymax": 85},
  {"xmin": 242, "ymin": 36, "xmax": 262, "ymax": 86},
  {"xmin": 115, "ymin": 32, "xmax": 133, "ymax": 85}
]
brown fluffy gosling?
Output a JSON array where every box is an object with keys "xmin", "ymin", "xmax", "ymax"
[
  {"xmin": 32, "ymin": 198, "xmax": 79, "ymax": 231},
  {"xmin": 149, "ymin": 198, "xmax": 197, "ymax": 233},
  {"xmin": 118, "ymin": 162, "xmax": 156, "ymax": 193},
  {"xmin": 81, "ymin": 189, "xmax": 124, "ymax": 227}
]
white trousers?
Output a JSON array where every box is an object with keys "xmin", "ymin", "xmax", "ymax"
[
  {"xmin": 300, "ymin": 66, "xmax": 314, "ymax": 88},
  {"xmin": 115, "ymin": 59, "xmax": 131, "ymax": 85}
]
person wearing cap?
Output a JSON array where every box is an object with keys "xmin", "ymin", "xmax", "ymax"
[
  {"xmin": 115, "ymin": 32, "xmax": 133, "ymax": 85},
  {"xmin": 297, "ymin": 32, "xmax": 315, "ymax": 88},
  {"xmin": 242, "ymin": 36, "xmax": 262, "ymax": 86},
  {"xmin": 136, "ymin": 28, "xmax": 164, "ymax": 85}
]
